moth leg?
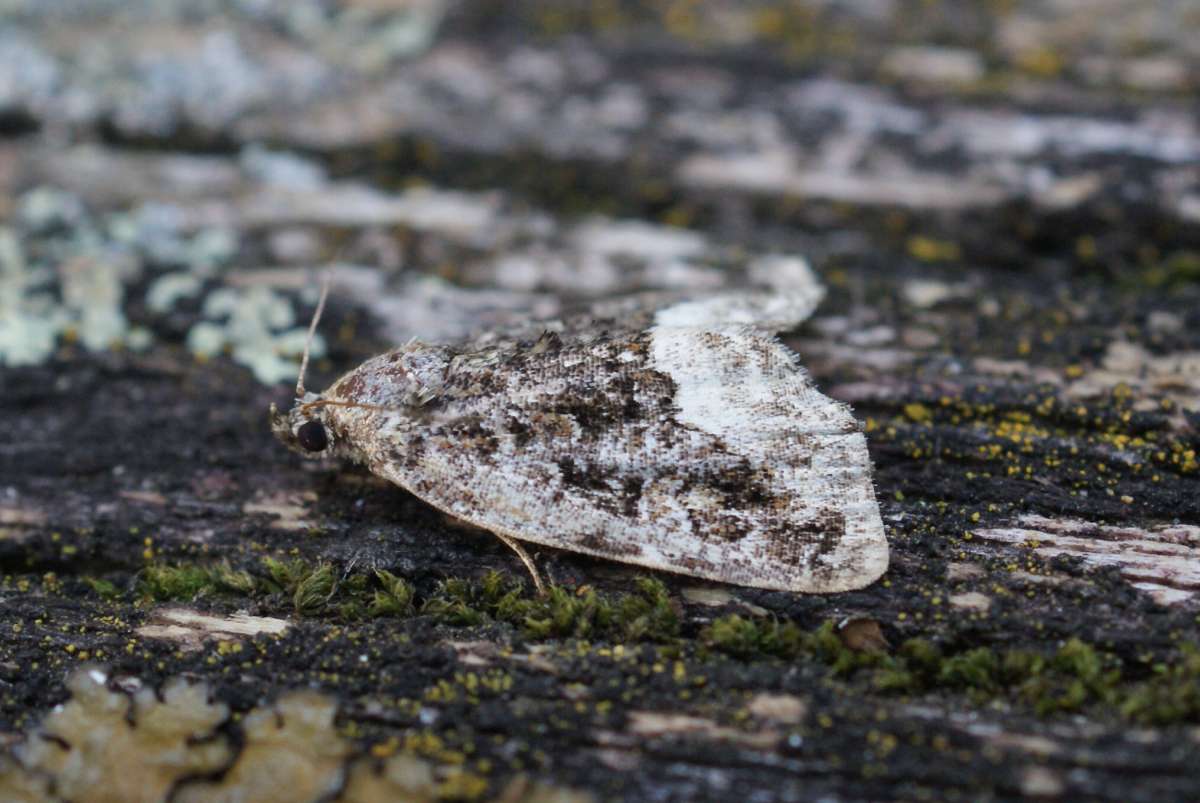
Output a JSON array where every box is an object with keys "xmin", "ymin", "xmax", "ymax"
[{"xmin": 493, "ymin": 532, "xmax": 546, "ymax": 596}]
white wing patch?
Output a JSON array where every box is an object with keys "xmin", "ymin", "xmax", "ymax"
[
  {"xmin": 652, "ymin": 256, "xmax": 825, "ymax": 331},
  {"xmin": 648, "ymin": 326, "xmax": 886, "ymax": 591}
]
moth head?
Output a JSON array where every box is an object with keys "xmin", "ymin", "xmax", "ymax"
[
  {"xmin": 269, "ymin": 396, "xmax": 341, "ymax": 459},
  {"xmin": 270, "ymin": 274, "xmax": 443, "ymax": 461},
  {"xmin": 269, "ymin": 273, "xmax": 360, "ymax": 460}
]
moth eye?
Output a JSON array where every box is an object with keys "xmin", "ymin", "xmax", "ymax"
[{"xmin": 297, "ymin": 420, "xmax": 328, "ymax": 452}]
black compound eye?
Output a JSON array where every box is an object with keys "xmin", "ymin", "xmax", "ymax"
[{"xmin": 296, "ymin": 420, "xmax": 328, "ymax": 452}]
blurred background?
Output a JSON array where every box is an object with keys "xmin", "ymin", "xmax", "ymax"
[
  {"xmin": 2, "ymin": 3, "xmax": 1200, "ymax": 802},
  {"xmin": 3, "ymin": 0, "xmax": 1198, "ymax": 385}
]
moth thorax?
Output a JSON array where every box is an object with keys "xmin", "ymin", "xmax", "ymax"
[{"xmin": 395, "ymin": 345, "xmax": 449, "ymax": 405}]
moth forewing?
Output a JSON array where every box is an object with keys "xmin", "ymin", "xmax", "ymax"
[
  {"xmin": 324, "ymin": 327, "xmax": 887, "ymax": 594},
  {"xmin": 274, "ymin": 281, "xmax": 889, "ymax": 594}
]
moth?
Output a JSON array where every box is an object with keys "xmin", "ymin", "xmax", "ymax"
[{"xmin": 270, "ymin": 265, "xmax": 887, "ymax": 594}]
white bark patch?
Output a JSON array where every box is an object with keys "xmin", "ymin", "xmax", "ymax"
[
  {"xmin": 242, "ymin": 490, "xmax": 316, "ymax": 531},
  {"xmin": 138, "ymin": 607, "xmax": 290, "ymax": 650},
  {"xmin": 1066, "ymin": 340, "xmax": 1200, "ymax": 417},
  {"xmin": 625, "ymin": 711, "xmax": 781, "ymax": 749},
  {"xmin": 974, "ymin": 515, "xmax": 1200, "ymax": 606},
  {"xmin": 746, "ymin": 694, "xmax": 808, "ymax": 725},
  {"xmin": 0, "ymin": 505, "xmax": 47, "ymax": 528},
  {"xmin": 948, "ymin": 591, "xmax": 992, "ymax": 613}
]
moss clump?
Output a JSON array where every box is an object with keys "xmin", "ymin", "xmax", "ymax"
[
  {"xmin": 208, "ymin": 562, "xmax": 256, "ymax": 595},
  {"xmin": 1023, "ymin": 639, "xmax": 1121, "ymax": 715},
  {"xmin": 513, "ymin": 576, "xmax": 678, "ymax": 641},
  {"xmin": 613, "ymin": 578, "xmax": 679, "ymax": 641},
  {"xmin": 261, "ymin": 557, "xmax": 313, "ymax": 595},
  {"xmin": 292, "ymin": 564, "xmax": 337, "ymax": 616},
  {"xmin": 873, "ymin": 638, "xmax": 942, "ymax": 692},
  {"xmin": 139, "ymin": 564, "xmax": 222, "ymax": 601},
  {"xmin": 136, "ymin": 559, "xmax": 676, "ymax": 644},
  {"xmin": 937, "ymin": 647, "xmax": 1002, "ymax": 693},
  {"xmin": 140, "ymin": 556, "xmax": 364, "ymax": 614},
  {"xmin": 1139, "ymin": 249, "xmax": 1200, "ymax": 290},
  {"xmin": 869, "ymin": 637, "xmax": 1131, "ymax": 718},
  {"xmin": 702, "ymin": 614, "xmax": 805, "ymax": 660},
  {"xmin": 83, "ymin": 576, "xmax": 121, "ymax": 600},
  {"xmin": 1120, "ymin": 644, "xmax": 1200, "ymax": 725},
  {"xmin": 513, "ymin": 584, "xmax": 614, "ymax": 639},
  {"xmin": 924, "ymin": 639, "xmax": 1123, "ymax": 714},
  {"xmin": 423, "ymin": 574, "xmax": 611, "ymax": 637},
  {"xmin": 701, "ymin": 617, "xmax": 1157, "ymax": 724},
  {"xmin": 138, "ymin": 561, "xmax": 258, "ymax": 602},
  {"xmin": 421, "ymin": 578, "xmax": 489, "ymax": 627},
  {"xmin": 370, "ymin": 570, "xmax": 415, "ymax": 617},
  {"xmin": 702, "ymin": 616, "xmax": 890, "ymax": 674},
  {"xmin": 259, "ymin": 557, "xmax": 338, "ymax": 615},
  {"xmin": 418, "ymin": 572, "xmax": 679, "ymax": 642}
]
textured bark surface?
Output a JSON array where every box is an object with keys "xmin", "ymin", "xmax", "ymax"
[{"xmin": 2, "ymin": 3, "xmax": 1199, "ymax": 801}]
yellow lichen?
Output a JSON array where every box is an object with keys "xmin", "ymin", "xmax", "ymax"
[
  {"xmin": 0, "ymin": 755, "xmax": 56, "ymax": 803},
  {"xmin": 176, "ymin": 691, "xmax": 350, "ymax": 803},
  {"xmin": 18, "ymin": 667, "xmax": 231, "ymax": 803},
  {"xmin": 341, "ymin": 754, "xmax": 440, "ymax": 803}
]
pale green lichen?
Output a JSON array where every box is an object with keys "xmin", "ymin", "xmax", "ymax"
[
  {"xmin": 146, "ymin": 271, "xmax": 205, "ymax": 313},
  {"xmin": 108, "ymin": 204, "xmax": 236, "ymax": 272},
  {"xmin": 0, "ymin": 225, "xmax": 70, "ymax": 366},
  {"xmin": 1, "ymin": 185, "xmax": 318, "ymax": 384},
  {"xmin": 186, "ymin": 285, "xmax": 325, "ymax": 384}
]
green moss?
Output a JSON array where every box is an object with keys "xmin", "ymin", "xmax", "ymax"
[
  {"xmin": 702, "ymin": 614, "xmax": 804, "ymax": 660},
  {"xmin": 613, "ymin": 578, "xmax": 679, "ymax": 641},
  {"xmin": 83, "ymin": 576, "xmax": 121, "ymax": 600},
  {"xmin": 518, "ymin": 585, "xmax": 613, "ymax": 639},
  {"xmin": 261, "ymin": 557, "xmax": 311, "ymax": 595},
  {"xmin": 861, "ymin": 637, "xmax": 1136, "ymax": 718},
  {"xmin": 208, "ymin": 561, "xmax": 256, "ymax": 595},
  {"xmin": 370, "ymin": 569, "xmax": 415, "ymax": 617},
  {"xmin": 702, "ymin": 616, "xmax": 895, "ymax": 676},
  {"xmin": 702, "ymin": 614, "xmax": 765, "ymax": 658},
  {"xmin": 336, "ymin": 600, "xmax": 367, "ymax": 620},
  {"xmin": 1120, "ymin": 644, "xmax": 1200, "ymax": 725},
  {"xmin": 292, "ymin": 563, "xmax": 336, "ymax": 616},
  {"xmin": 259, "ymin": 557, "xmax": 337, "ymax": 615},
  {"xmin": 898, "ymin": 638, "xmax": 942, "ymax": 673},
  {"xmin": 421, "ymin": 578, "xmax": 488, "ymax": 627},
  {"xmin": 424, "ymin": 575, "xmax": 613, "ymax": 638},
  {"xmin": 123, "ymin": 553, "xmax": 1200, "ymax": 727},
  {"xmin": 874, "ymin": 640, "xmax": 943, "ymax": 693},
  {"xmin": 139, "ymin": 564, "xmax": 222, "ymax": 601},
  {"xmin": 1139, "ymin": 250, "xmax": 1200, "ymax": 290},
  {"xmin": 1022, "ymin": 638, "xmax": 1121, "ymax": 715},
  {"xmin": 419, "ymin": 573, "xmax": 681, "ymax": 642},
  {"xmin": 938, "ymin": 647, "xmax": 1001, "ymax": 693}
]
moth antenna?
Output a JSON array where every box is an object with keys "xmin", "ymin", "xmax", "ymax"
[
  {"xmin": 296, "ymin": 272, "xmax": 331, "ymax": 397},
  {"xmin": 300, "ymin": 399, "xmax": 397, "ymax": 414}
]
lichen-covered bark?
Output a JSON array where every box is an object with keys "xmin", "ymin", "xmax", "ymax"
[{"xmin": 2, "ymin": 3, "xmax": 1199, "ymax": 802}]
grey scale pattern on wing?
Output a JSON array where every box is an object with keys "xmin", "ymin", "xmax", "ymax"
[{"xmin": 318, "ymin": 320, "xmax": 887, "ymax": 593}]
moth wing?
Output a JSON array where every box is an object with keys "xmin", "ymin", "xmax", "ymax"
[
  {"xmin": 371, "ymin": 325, "xmax": 886, "ymax": 593},
  {"xmin": 462, "ymin": 255, "xmax": 825, "ymax": 350}
]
